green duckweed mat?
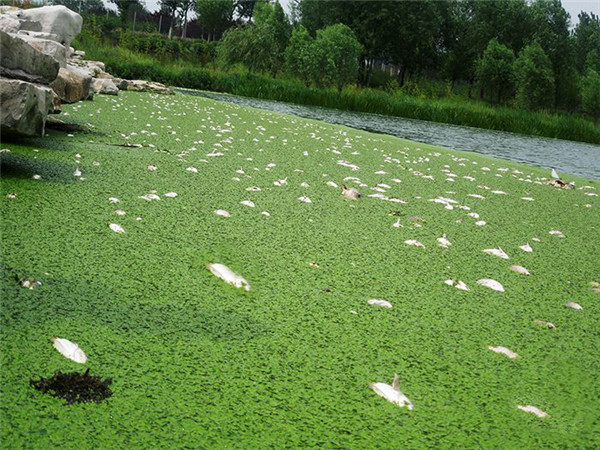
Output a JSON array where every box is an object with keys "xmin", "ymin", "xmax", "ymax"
[{"xmin": 1, "ymin": 91, "xmax": 599, "ymax": 448}]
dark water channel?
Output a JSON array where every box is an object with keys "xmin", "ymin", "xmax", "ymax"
[{"xmin": 178, "ymin": 89, "xmax": 600, "ymax": 181}]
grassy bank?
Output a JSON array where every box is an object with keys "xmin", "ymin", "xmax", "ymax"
[
  {"xmin": 80, "ymin": 44, "xmax": 600, "ymax": 145},
  {"xmin": 1, "ymin": 91, "xmax": 599, "ymax": 447}
]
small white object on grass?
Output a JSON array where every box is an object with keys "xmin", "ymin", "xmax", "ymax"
[
  {"xmin": 483, "ymin": 248, "xmax": 509, "ymax": 259},
  {"xmin": 518, "ymin": 405, "xmax": 548, "ymax": 418},
  {"xmin": 214, "ymin": 209, "xmax": 231, "ymax": 218},
  {"xmin": 370, "ymin": 374, "xmax": 413, "ymax": 410},
  {"xmin": 477, "ymin": 279, "xmax": 504, "ymax": 292},
  {"xmin": 51, "ymin": 337, "xmax": 87, "ymax": 364},
  {"xmin": 206, "ymin": 263, "xmax": 251, "ymax": 291},
  {"xmin": 519, "ymin": 243, "xmax": 533, "ymax": 253},
  {"xmin": 240, "ymin": 200, "xmax": 255, "ymax": 207},
  {"xmin": 510, "ymin": 265, "xmax": 530, "ymax": 275},
  {"xmin": 445, "ymin": 279, "xmax": 469, "ymax": 291},
  {"xmin": 298, "ymin": 195, "xmax": 312, "ymax": 204},
  {"xmin": 565, "ymin": 302, "xmax": 582, "ymax": 310},
  {"xmin": 368, "ymin": 299, "xmax": 393, "ymax": 309},
  {"xmin": 404, "ymin": 240, "xmax": 425, "ymax": 248},
  {"xmin": 109, "ymin": 223, "xmax": 125, "ymax": 233},
  {"xmin": 488, "ymin": 346, "xmax": 518, "ymax": 359},
  {"xmin": 549, "ymin": 230, "xmax": 565, "ymax": 237},
  {"xmin": 164, "ymin": 192, "xmax": 178, "ymax": 198},
  {"xmin": 437, "ymin": 235, "xmax": 451, "ymax": 248}
]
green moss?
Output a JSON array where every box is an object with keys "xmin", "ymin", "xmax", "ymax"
[{"xmin": 1, "ymin": 92, "xmax": 598, "ymax": 448}]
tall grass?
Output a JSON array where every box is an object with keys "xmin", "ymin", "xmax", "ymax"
[{"xmin": 82, "ymin": 43, "xmax": 600, "ymax": 144}]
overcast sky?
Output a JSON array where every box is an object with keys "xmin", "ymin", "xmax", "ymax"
[{"xmin": 103, "ymin": 0, "xmax": 600, "ymax": 26}]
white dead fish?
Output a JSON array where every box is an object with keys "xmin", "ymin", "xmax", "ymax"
[
  {"xmin": 298, "ymin": 195, "xmax": 312, "ymax": 204},
  {"xmin": 6, "ymin": 192, "xmax": 17, "ymax": 199},
  {"xmin": 467, "ymin": 212, "xmax": 480, "ymax": 219},
  {"xmin": 477, "ymin": 279, "xmax": 504, "ymax": 292},
  {"xmin": 261, "ymin": 211, "xmax": 271, "ymax": 217},
  {"xmin": 368, "ymin": 298, "xmax": 393, "ymax": 308},
  {"xmin": 73, "ymin": 167, "xmax": 82, "ymax": 177},
  {"xmin": 404, "ymin": 240, "xmax": 425, "ymax": 248},
  {"xmin": 240, "ymin": 200, "xmax": 255, "ymax": 208},
  {"xmin": 206, "ymin": 263, "xmax": 251, "ymax": 291},
  {"xmin": 519, "ymin": 243, "xmax": 533, "ymax": 253},
  {"xmin": 327, "ymin": 181, "xmax": 338, "ymax": 188},
  {"xmin": 147, "ymin": 164, "xmax": 157, "ymax": 171},
  {"xmin": 518, "ymin": 405, "xmax": 548, "ymax": 418},
  {"xmin": 342, "ymin": 185, "xmax": 361, "ymax": 200},
  {"xmin": 109, "ymin": 197, "xmax": 120, "ymax": 204},
  {"xmin": 51, "ymin": 337, "xmax": 87, "ymax": 364},
  {"xmin": 565, "ymin": 302, "xmax": 582, "ymax": 310},
  {"xmin": 164, "ymin": 192, "xmax": 178, "ymax": 198},
  {"xmin": 521, "ymin": 197, "xmax": 535, "ymax": 201},
  {"xmin": 114, "ymin": 209, "xmax": 126, "ymax": 216},
  {"xmin": 300, "ymin": 182, "xmax": 310, "ymax": 188},
  {"xmin": 437, "ymin": 235, "xmax": 452, "ymax": 248},
  {"xmin": 109, "ymin": 223, "xmax": 125, "ymax": 233},
  {"xmin": 20, "ymin": 278, "xmax": 42, "ymax": 290},
  {"xmin": 549, "ymin": 230, "xmax": 565, "ymax": 238},
  {"xmin": 483, "ymin": 248, "xmax": 509, "ymax": 259},
  {"xmin": 475, "ymin": 220, "xmax": 487, "ymax": 226},
  {"xmin": 32, "ymin": 174, "xmax": 42, "ymax": 180},
  {"xmin": 186, "ymin": 166, "xmax": 198, "ymax": 173},
  {"xmin": 534, "ymin": 320, "xmax": 556, "ymax": 329},
  {"xmin": 274, "ymin": 178, "xmax": 288, "ymax": 186},
  {"xmin": 370, "ymin": 374, "xmax": 413, "ymax": 410},
  {"xmin": 445, "ymin": 279, "xmax": 469, "ymax": 291},
  {"xmin": 392, "ymin": 219, "xmax": 403, "ymax": 228},
  {"xmin": 246, "ymin": 186, "xmax": 261, "ymax": 191},
  {"xmin": 139, "ymin": 193, "xmax": 160, "ymax": 201},
  {"xmin": 510, "ymin": 265, "xmax": 530, "ymax": 275},
  {"xmin": 488, "ymin": 346, "xmax": 518, "ymax": 359},
  {"xmin": 214, "ymin": 209, "xmax": 231, "ymax": 218},
  {"xmin": 467, "ymin": 194, "xmax": 485, "ymax": 199}
]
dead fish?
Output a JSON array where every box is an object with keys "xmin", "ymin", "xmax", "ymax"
[
  {"xmin": 20, "ymin": 278, "xmax": 42, "ymax": 290},
  {"xmin": 51, "ymin": 337, "xmax": 87, "ymax": 364},
  {"xmin": 139, "ymin": 194, "xmax": 160, "ymax": 201},
  {"xmin": 477, "ymin": 279, "xmax": 504, "ymax": 292},
  {"xmin": 342, "ymin": 185, "xmax": 361, "ymax": 200},
  {"xmin": 445, "ymin": 279, "xmax": 469, "ymax": 291},
  {"xmin": 475, "ymin": 220, "xmax": 487, "ymax": 226},
  {"xmin": 261, "ymin": 211, "xmax": 270, "ymax": 217},
  {"xmin": 164, "ymin": 192, "xmax": 178, "ymax": 198},
  {"xmin": 484, "ymin": 248, "xmax": 509, "ymax": 259},
  {"xmin": 488, "ymin": 346, "xmax": 518, "ymax": 359},
  {"xmin": 519, "ymin": 243, "xmax": 533, "ymax": 253},
  {"xmin": 214, "ymin": 209, "xmax": 231, "ymax": 218},
  {"xmin": 327, "ymin": 181, "xmax": 338, "ymax": 188},
  {"xmin": 73, "ymin": 168, "xmax": 82, "ymax": 177},
  {"xmin": 274, "ymin": 178, "xmax": 288, "ymax": 186},
  {"xmin": 114, "ymin": 209, "xmax": 126, "ymax": 216},
  {"xmin": 534, "ymin": 320, "xmax": 556, "ymax": 329},
  {"xmin": 368, "ymin": 299, "xmax": 393, "ymax": 309},
  {"xmin": 301, "ymin": 182, "xmax": 310, "ymax": 188},
  {"xmin": 186, "ymin": 167, "xmax": 198, "ymax": 173},
  {"xmin": 298, "ymin": 195, "xmax": 312, "ymax": 204},
  {"xmin": 565, "ymin": 302, "xmax": 582, "ymax": 310},
  {"xmin": 518, "ymin": 405, "xmax": 548, "ymax": 418},
  {"xmin": 547, "ymin": 179, "xmax": 574, "ymax": 189},
  {"xmin": 392, "ymin": 219, "xmax": 403, "ymax": 228},
  {"xmin": 370, "ymin": 374, "xmax": 413, "ymax": 410},
  {"xmin": 32, "ymin": 174, "xmax": 42, "ymax": 180},
  {"xmin": 246, "ymin": 187, "xmax": 261, "ymax": 191},
  {"xmin": 437, "ymin": 235, "xmax": 452, "ymax": 248},
  {"xmin": 404, "ymin": 240, "xmax": 425, "ymax": 248},
  {"xmin": 521, "ymin": 197, "xmax": 535, "ymax": 201},
  {"xmin": 147, "ymin": 165, "xmax": 157, "ymax": 171},
  {"xmin": 240, "ymin": 200, "xmax": 255, "ymax": 207},
  {"xmin": 510, "ymin": 265, "xmax": 531, "ymax": 275},
  {"xmin": 6, "ymin": 192, "xmax": 17, "ymax": 199},
  {"xmin": 549, "ymin": 230, "xmax": 565, "ymax": 237},
  {"xmin": 467, "ymin": 212, "xmax": 480, "ymax": 219},
  {"xmin": 109, "ymin": 223, "xmax": 125, "ymax": 233},
  {"xmin": 109, "ymin": 197, "xmax": 120, "ymax": 204},
  {"xmin": 467, "ymin": 194, "xmax": 485, "ymax": 199},
  {"xmin": 206, "ymin": 263, "xmax": 251, "ymax": 291}
]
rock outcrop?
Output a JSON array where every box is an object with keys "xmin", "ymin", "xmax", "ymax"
[
  {"xmin": 11, "ymin": 5, "xmax": 82, "ymax": 47},
  {"xmin": 92, "ymin": 78, "xmax": 118, "ymax": 96},
  {"xmin": 0, "ymin": 30, "xmax": 59, "ymax": 84},
  {"xmin": 51, "ymin": 65, "xmax": 93, "ymax": 104},
  {"xmin": 0, "ymin": 78, "xmax": 53, "ymax": 137}
]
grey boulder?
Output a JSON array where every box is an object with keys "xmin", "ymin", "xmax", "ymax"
[
  {"xmin": 0, "ymin": 77, "xmax": 54, "ymax": 136},
  {"xmin": 12, "ymin": 6, "xmax": 82, "ymax": 47},
  {"xmin": 50, "ymin": 65, "xmax": 92, "ymax": 103},
  {"xmin": 16, "ymin": 33, "xmax": 67, "ymax": 68},
  {"xmin": 92, "ymin": 78, "xmax": 118, "ymax": 96},
  {"xmin": 0, "ymin": 30, "xmax": 59, "ymax": 84}
]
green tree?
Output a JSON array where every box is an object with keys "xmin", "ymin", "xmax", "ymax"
[
  {"xmin": 574, "ymin": 12, "xmax": 600, "ymax": 74},
  {"xmin": 476, "ymin": 38, "xmax": 515, "ymax": 103},
  {"xmin": 314, "ymin": 23, "xmax": 362, "ymax": 92},
  {"xmin": 159, "ymin": 0, "xmax": 181, "ymax": 38},
  {"xmin": 284, "ymin": 25, "xmax": 315, "ymax": 85},
  {"xmin": 196, "ymin": 0, "xmax": 234, "ymax": 41},
  {"xmin": 580, "ymin": 68, "xmax": 600, "ymax": 122},
  {"xmin": 514, "ymin": 41, "xmax": 555, "ymax": 110},
  {"xmin": 217, "ymin": 24, "xmax": 277, "ymax": 73}
]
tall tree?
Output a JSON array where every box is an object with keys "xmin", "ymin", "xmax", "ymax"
[
  {"xmin": 514, "ymin": 41, "xmax": 555, "ymax": 110},
  {"xmin": 159, "ymin": 0, "xmax": 181, "ymax": 38},
  {"xmin": 580, "ymin": 67, "xmax": 600, "ymax": 122},
  {"xmin": 314, "ymin": 23, "xmax": 362, "ymax": 91},
  {"xmin": 196, "ymin": 0, "xmax": 234, "ymax": 41},
  {"xmin": 476, "ymin": 38, "xmax": 516, "ymax": 103},
  {"xmin": 574, "ymin": 12, "xmax": 600, "ymax": 74},
  {"xmin": 284, "ymin": 25, "xmax": 315, "ymax": 85}
]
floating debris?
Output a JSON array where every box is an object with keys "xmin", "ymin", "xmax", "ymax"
[
  {"xmin": 240, "ymin": 200, "xmax": 255, "ymax": 208},
  {"xmin": 164, "ymin": 192, "xmax": 178, "ymax": 198},
  {"xmin": 139, "ymin": 193, "xmax": 160, "ymax": 201},
  {"xmin": 519, "ymin": 243, "xmax": 533, "ymax": 253},
  {"xmin": 405, "ymin": 240, "xmax": 425, "ymax": 248},
  {"xmin": 517, "ymin": 405, "xmax": 548, "ymax": 418},
  {"xmin": 186, "ymin": 166, "xmax": 198, "ymax": 173},
  {"xmin": 206, "ymin": 263, "xmax": 251, "ymax": 291},
  {"xmin": 370, "ymin": 374, "xmax": 413, "ymax": 410},
  {"xmin": 521, "ymin": 197, "xmax": 535, "ymax": 201},
  {"xmin": 368, "ymin": 299, "xmax": 393, "ymax": 309},
  {"xmin": 147, "ymin": 165, "xmax": 157, "ymax": 171},
  {"xmin": 534, "ymin": 320, "xmax": 556, "ymax": 329},
  {"xmin": 246, "ymin": 186, "xmax": 261, "ymax": 191},
  {"xmin": 477, "ymin": 279, "xmax": 504, "ymax": 292},
  {"xmin": 483, "ymin": 248, "xmax": 509, "ymax": 259},
  {"xmin": 73, "ymin": 168, "xmax": 82, "ymax": 177},
  {"xmin": 565, "ymin": 302, "xmax": 582, "ymax": 310},
  {"xmin": 31, "ymin": 369, "xmax": 112, "ymax": 405},
  {"xmin": 20, "ymin": 278, "xmax": 42, "ymax": 290},
  {"xmin": 437, "ymin": 235, "xmax": 452, "ymax": 248},
  {"xmin": 510, "ymin": 265, "xmax": 530, "ymax": 275},
  {"xmin": 214, "ymin": 209, "xmax": 231, "ymax": 218},
  {"xmin": 445, "ymin": 279, "xmax": 469, "ymax": 291},
  {"xmin": 109, "ymin": 197, "xmax": 120, "ymax": 204},
  {"xmin": 274, "ymin": 178, "xmax": 288, "ymax": 186},
  {"xmin": 475, "ymin": 220, "xmax": 487, "ymax": 226},
  {"xmin": 488, "ymin": 346, "xmax": 518, "ymax": 359},
  {"xmin": 51, "ymin": 337, "xmax": 87, "ymax": 364},
  {"xmin": 109, "ymin": 223, "xmax": 125, "ymax": 233},
  {"xmin": 32, "ymin": 174, "xmax": 42, "ymax": 180},
  {"xmin": 114, "ymin": 209, "xmax": 126, "ymax": 216},
  {"xmin": 298, "ymin": 195, "xmax": 312, "ymax": 204},
  {"xmin": 326, "ymin": 181, "xmax": 338, "ymax": 188},
  {"xmin": 549, "ymin": 230, "xmax": 565, "ymax": 238},
  {"xmin": 6, "ymin": 192, "xmax": 17, "ymax": 199}
]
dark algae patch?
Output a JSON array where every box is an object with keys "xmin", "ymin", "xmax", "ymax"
[
  {"xmin": 1, "ymin": 91, "xmax": 599, "ymax": 448},
  {"xmin": 31, "ymin": 369, "xmax": 113, "ymax": 405}
]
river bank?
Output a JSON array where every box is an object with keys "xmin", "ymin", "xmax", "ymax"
[{"xmin": 2, "ymin": 91, "xmax": 598, "ymax": 448}]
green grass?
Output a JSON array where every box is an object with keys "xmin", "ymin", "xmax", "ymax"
[
  {"xmin": 78, "ymin": 41, "xmax": 600, "ymax": 145},
  {"xmin": 1, "ymin": 91, "xmax": 599, "ymax": 448}
]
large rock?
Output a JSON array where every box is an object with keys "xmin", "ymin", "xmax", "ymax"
[
  {"xmin": 0, "ymin": 30, "xmax": 59, "ymax": 84},
  {"xmin": 0, "ymin": 77, "xmax": 53, "ymax": 136},
  {"xmin": 12, "ymin": 6, "xmax": 82, "ymax": 47},
  {"xmin": 16, "ymin": 33, "xmax": 67, "ymax": 68},
  {"xmin": 124, "ymin": 79, "xmax": 174, "ymax": 95},
  {"xmin": 50, "ymin": 65, "xmax": 92, "ymax": 103},
  {"xmin": 0, "ymin": 13, "xmax": 20, "ymax": 33},
  {"xmin": 92, "ymin": 78, "xmax": 118, "ymax": 96}
]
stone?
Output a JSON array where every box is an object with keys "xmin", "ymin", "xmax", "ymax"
[
  {"xmin": 0, "ymin": 14, "xmax": 20, "ymax": 33},
  {"xmin": 92, "ymin": 78, "xmax": 118, "ymax": 96},
  {"xmin": 12, "ymin": 6, "xmax": 82, "ymax": 47},
  {"xmin": 124, "ymin": 79, "xmax": 174, "ymax": 95},
  {"xmin": 50, "ymin": 65, "xmax": 92, "ymax": 103},
  {"xmin": 0, "ymin": 30, "xmax": 59, "ymax": 84},
  {"xmin": 16, "ymin": 33, "xmax": 67, "ymax": 68},
  {"xmin": 0, "ymin": 77, "xmax": 53, "ymax": 136}
]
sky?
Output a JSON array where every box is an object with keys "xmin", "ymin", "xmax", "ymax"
[{"xmin": 103, "ymin": 0, "xmax": 600, "ymax": 26}]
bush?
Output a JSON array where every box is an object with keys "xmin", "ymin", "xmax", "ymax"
[{"xmin": 514, "ymin": 41, "xmax": 555, "ymax": 110}]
